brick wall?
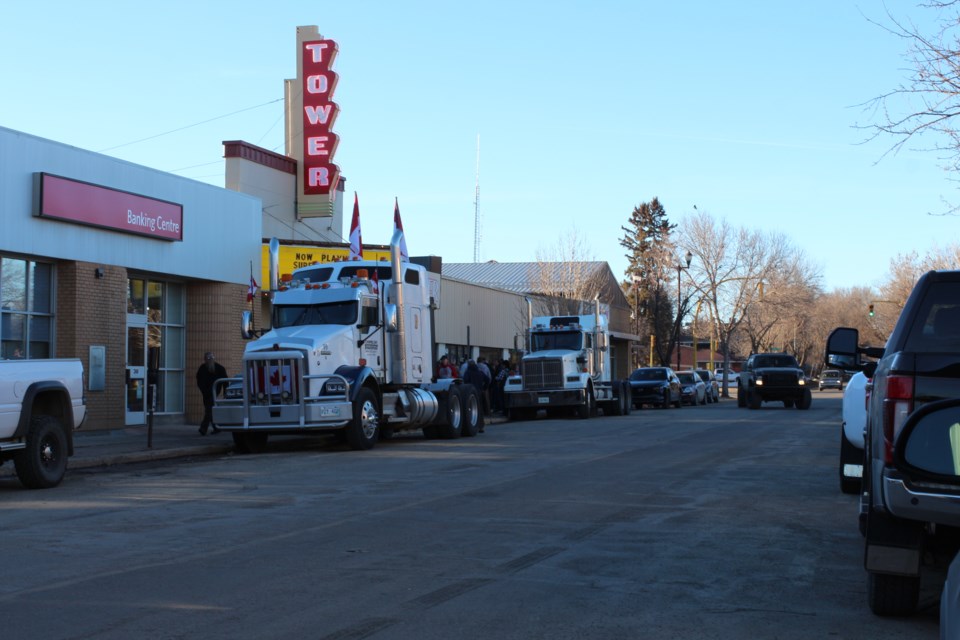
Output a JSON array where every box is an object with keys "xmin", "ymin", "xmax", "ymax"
[
  {"xmin": 57, "ymin": 261, "xmax": 127, "ymax": 430},
  {"xmin": 184, "ymin": 282, "xmax": 247, "ymax": 424}
]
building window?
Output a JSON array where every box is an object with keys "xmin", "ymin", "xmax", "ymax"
[
  {"xmin": 1, "ymin": 258, "xmax": 54, "ymax": 359},
  {"xmin": 128, "ymin": 278, "xmax": 185, "ymax": 413}
]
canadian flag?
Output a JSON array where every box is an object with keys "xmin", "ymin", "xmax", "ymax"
[
  {"xmin": 348, "ymin": 192, "xmax": 363, "ymax": 260},
  {"xmin": 247, "ymin": 276, "xmax": 258, "ymax": 302},
  {"xmin": 394, "ymin": 197, "xmax": 409, "ymax": 262}
]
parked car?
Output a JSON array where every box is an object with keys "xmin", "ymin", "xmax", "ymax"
[
  {"xmin": 694, "ymin": 368, "xmax": 720, "ymax": 403},
  {"xmin": 714, "ymin": 367, "xmax": 740, "ymax": 387},
  {"xmin": 676, "ymin": 370, "xmax": 706, "ymax": 405},
  {"xmin": 819, "ymin": 369, "xmax": 844, "ymax": 391},
  {"xmin": 628, "ymin": 367, "xmax": 681, "ymax": 409},
  {"xmin": 839, "ymin": 371, "xmax": 868, "ymax": 495}
]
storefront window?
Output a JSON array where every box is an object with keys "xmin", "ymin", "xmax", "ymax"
[
  {"xmin": 1, "ymin": 257, "xmax": 54, "ymax": 359},
  {"xmin": 128, "ymin": 279, "xmax": 145, "ymax": 315}
]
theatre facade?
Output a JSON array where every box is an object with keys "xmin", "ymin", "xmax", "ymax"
[{"xmin": 0, "ymin": 126, "xmax": 262, "ymax": 429}]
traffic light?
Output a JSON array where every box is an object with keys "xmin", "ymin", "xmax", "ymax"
[{"xmin": 869, "ymin": 304, "xmax": 875, "ymax": 317}]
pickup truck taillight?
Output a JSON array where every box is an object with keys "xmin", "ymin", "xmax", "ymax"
[{"xmin": 882, "ymin": 374, "xmax": 913, "ymax": 464}]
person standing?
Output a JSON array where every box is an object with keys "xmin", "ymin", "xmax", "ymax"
[{"xmin": 196, "ymin": 351, "xmax": 227, "ymax": 436}]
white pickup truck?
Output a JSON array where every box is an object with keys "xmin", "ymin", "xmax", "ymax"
[{"xmin": 0, "ymin": 359, "xmax": 86, "ymax": 488}]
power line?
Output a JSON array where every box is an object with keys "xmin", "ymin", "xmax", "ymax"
[{"xmin": 97, "ymin": 98, "xmax": 283, "ymax": 153}]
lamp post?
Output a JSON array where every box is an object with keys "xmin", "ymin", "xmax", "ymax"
[{"xmin": 675, "ymin": 250, "xmax": 692, "ymax": 370}]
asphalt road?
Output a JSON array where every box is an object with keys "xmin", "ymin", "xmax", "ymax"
[{"xmin": 0, "ymin": 393, "xmax": 940, "ymax": 639}]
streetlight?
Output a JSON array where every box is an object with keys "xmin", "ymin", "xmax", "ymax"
[{"xmin": 676, "ymin": 250, "xmax": 692, "ymax": 370}]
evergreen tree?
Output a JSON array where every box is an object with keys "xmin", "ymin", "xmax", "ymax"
[{"xmin": 620, "ymin": 198, "xmax": 677, "ymax": 367}]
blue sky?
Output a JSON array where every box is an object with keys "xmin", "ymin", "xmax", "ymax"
[{"xmin": 2, "ymin": 1, "xmax": 953, "ymax": 291}]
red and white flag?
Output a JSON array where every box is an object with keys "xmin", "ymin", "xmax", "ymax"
[
  {"xmin": 247, "ymin": 275, "xmax": 258, "ymax": 302},
  {"xmin": 393, "ymin": 197, "xmax": 409, "ymax": 262},
  {"xmin": 348, "ymin": 192, "xmax": 363, "ymax": 260}
]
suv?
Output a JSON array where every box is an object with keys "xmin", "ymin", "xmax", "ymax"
[
  {"xmin": 825, "ymin": 270, "xmax": 960, "ymax": 616},
  {"xmin": 818, "ymin": 369, "xmax": 843, "ymax": 391},
  {"xmin": 737, "ymin": 352, "xmax": 811, "ymax": 410}
]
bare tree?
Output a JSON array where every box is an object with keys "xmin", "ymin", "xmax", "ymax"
[
  {"xmin": 678, "ymin": 210, "xmax": 803, "ymax": 395},
  {"xmin": 530, "ymin": 228, "xmax": 608, "ymax": 316},
  {"xmin": 861, "ymin": 2, "xmax": 960, "ymax": 199}
]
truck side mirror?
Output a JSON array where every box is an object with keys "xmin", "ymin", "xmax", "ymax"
[
  {"xmin": 825, "ymin": 327, "xmax": 860, "ymax": 370},
  {"xmin": 241, "ymin": 310, "xmax": 254, "ymax": 340}
]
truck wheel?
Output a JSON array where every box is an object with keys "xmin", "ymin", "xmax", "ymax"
[
  {"xmin": 839, "ymin": 427, "xmax": 862, "ymax": 495},
  {"xmin": 748, "ymin": 390, "xmax": 762, "ymax": 410},
  {"xmin": 15, "ymin": 415, "xmax": 68, "ymax": 489},
  {"xmin": 461, "ymin": 385, "xmax": 483, "ymax": 437},
  {"xmin": 867, "ymin": 571, "xmax": 920, "ymax": 616},
  {"xmin": 576, "ymin": 387, "xmax": 595, "ymax": 419},
  {"xmin": 232, "ymin": 432, "xmax": 269, "ymax": 454},
  {"xmin": 796, "ymin": 389, "xmax": 812, "ymax": 410},
  {"xmin": 347, "ymin": 387, "xmax": 380, "ymax": 450},
  {"xmin": 439, "ymin": 385, "xmax": 463, "ymax": 439},
  {"xmin": 737, "ymin": 387, "xmax": 746, "ymax": 407}
]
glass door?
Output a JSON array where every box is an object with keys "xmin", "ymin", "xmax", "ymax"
[{"xmin": 126, "ymin": 278, "xmax": 147, "ymax": 425}]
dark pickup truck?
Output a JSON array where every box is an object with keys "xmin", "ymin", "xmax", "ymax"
[
  {"xmin": 826, "ymin": 269, "xmax": 960, "ymax": 617},
  {"xmin": 736, "ymin": 352, "xmax": 812, "ymax": 410}
]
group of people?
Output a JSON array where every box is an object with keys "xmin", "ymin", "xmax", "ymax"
[{"xmin": 435, "ymin": 354, "xmax": 516, "ymax": 416}]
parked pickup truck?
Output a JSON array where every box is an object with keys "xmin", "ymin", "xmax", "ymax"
[
  {"xmin": 825, "ymin": 269, "xmax": 960, "ymax": 617},
  {"xmin": 0, "ymin": 358, "xmax": 86, "ymax": 488}
]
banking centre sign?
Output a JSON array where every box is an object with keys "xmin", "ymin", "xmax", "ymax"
[{"xmin": 36, "ymin": 173, "xmax": 183, "ymax": 241}]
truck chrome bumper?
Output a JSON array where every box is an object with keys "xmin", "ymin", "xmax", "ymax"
[
  {"xmin": 883, "ymin": 475, "xmax": 960, "ymax": 528},
  {"xmin": 505, "ymin": 389, "xmax": 585, "ymax": 409},
  {"xmin": 213, "ymin": 400, "xmax": 353, "ymax": 431}
]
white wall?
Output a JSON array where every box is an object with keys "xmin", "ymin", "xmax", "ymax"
[{"xmin": 0, "ymin": 127, "xmax": 261, "ymax": 284}]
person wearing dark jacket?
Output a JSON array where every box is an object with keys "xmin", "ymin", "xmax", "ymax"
[
  {"xmin": 463, "ymin": 358, "xmax": 492, "ymax": 424},
  {"xmin": 196, "ymin": 351, "xmax": 227, "ymax": 435}
]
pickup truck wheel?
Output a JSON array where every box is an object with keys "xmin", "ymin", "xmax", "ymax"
[
  {"xmin": 576, "ymin": 387, "xmax": 595, "ymax": 419},
  {"xmin": 347, "ymin": 387, "xmax": 380, "ymax": 450},
  {"xmin": 460, "ymin": 385, "xmax": 482, "ymax": 437},
  {"xmin": 867, "ymin": 571, "xmax": 920, "ymax": 616},
  {"xmin": 796, "ymin": 389, "xmax": 812, "ymax": 410},
  {"xmin": 737, "ymin": 387, "xmax": 746, "ymax": 408},
  {"xmin": 15, "ymin": 415, "xmax": 68, "ymax": 489},
  {"xmin": 748, "ymin": 390, "xmax": 762, "ymax": 410},
  {"xmin": 439, "ymin": 385, "xmax": 463, "ymax": 439}
]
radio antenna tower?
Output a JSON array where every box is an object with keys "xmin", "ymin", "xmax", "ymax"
[{"xmin": 473, "ymin": 134, "xmax": 481, "ymax": 263}]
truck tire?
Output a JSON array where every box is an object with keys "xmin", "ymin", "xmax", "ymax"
[
  {"xmin": 796, "ymin": 389, "xmax": 812, "ymax": 410},
  {"xmin": 347, "ymin": 387, "xmax": 380, "ymax": 450},
  {"xmin": 461, "ymin": 385, "xmax": 483, "ymax": 437},
  {"xmin": 748, "ymin": 390, "xmax": 762, "ymax": 410},
  {"xmin": 737, "ymin": 386, "xmax": 746, "ymax": 407},
  {"xmin": 232, "ymin": 432, "xmax": 269, "ymax": 454},
  {"xmin": 439, "ymin": 385, "xmax": 463, "ymax": 439},
  {"xmin": 15, "ymin": 414, "xmax": 68, "ymax": 489},
  {"xmin": 867, "ymin": 571, "xmax": 920, "ymax": 616},
  {"xmin": 576, "ymin": 387, "xmax": 595, "ymax": 419}
]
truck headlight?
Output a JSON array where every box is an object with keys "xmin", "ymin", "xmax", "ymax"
[{"xmin": 755, "ymin": 377, "xmax": 764, "ymax": 386}]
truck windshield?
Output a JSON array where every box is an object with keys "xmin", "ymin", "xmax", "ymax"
[
  {"xmin": 273, "ymin": 301, "xmax": 358, "ymax": 327},
  {"xmin": 531, "ymin": 331, "xmax": 582, "ymax": 352}
]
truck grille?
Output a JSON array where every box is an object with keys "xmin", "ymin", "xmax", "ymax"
[
  {"xmin": 246, "ymin": 356, "xmax": 302, "ymax": 405},
  {"xmin": 523, "ymin": 358, "xmax": 563, "ymax": 391},
  {"xmin": 762, "ymin": 372, "xmax": 798, "ymax": 387}
]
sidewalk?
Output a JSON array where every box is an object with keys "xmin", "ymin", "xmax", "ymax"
[{"xmin": 2, "ymin": 414, "xmax": 510, "ymax": 479}]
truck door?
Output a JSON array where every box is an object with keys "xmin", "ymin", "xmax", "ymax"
[{"xmin": 408, "ymin": 305, "xmax": 424, "ymax": 383}]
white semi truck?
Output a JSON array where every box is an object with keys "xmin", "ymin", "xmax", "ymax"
[
  {"xmin": 213, "ymin": 232, "xmax": 483, "ymax": 452},
  {"xmin": 503, "ymin": 302, "xmax": 631, "ymax": 420}
]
